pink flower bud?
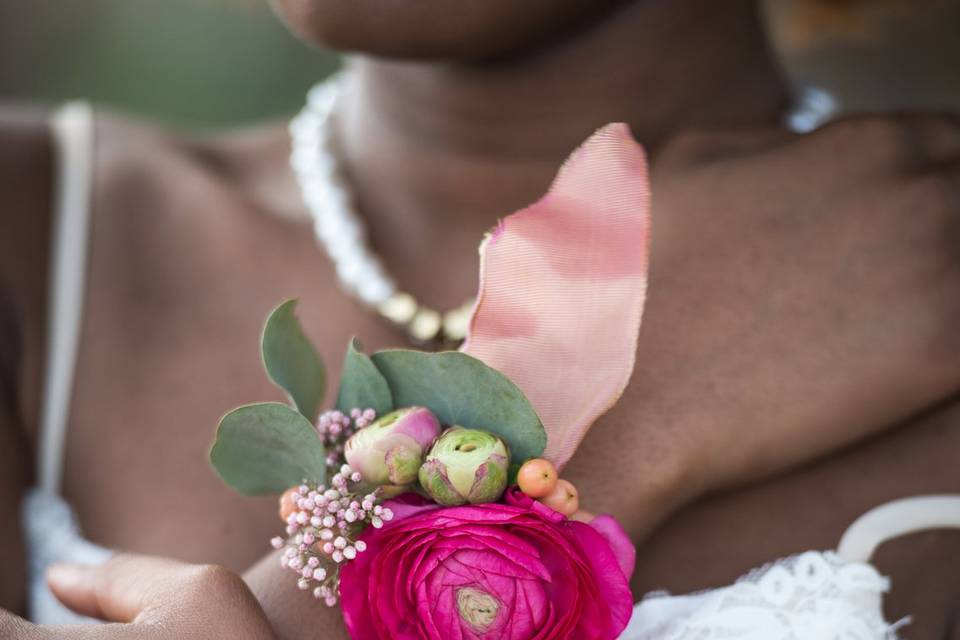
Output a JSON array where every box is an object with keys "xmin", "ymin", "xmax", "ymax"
[{"xmin": 344, "ymin": 407, "xmax": 441, "ymax": 486}]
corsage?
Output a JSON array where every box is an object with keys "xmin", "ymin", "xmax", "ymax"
[{"xmin": 210, "ymin": 124, "xmax": 651, "ymax": 639}]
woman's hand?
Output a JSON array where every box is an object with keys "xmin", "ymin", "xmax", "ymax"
[
  {"xmin": 0, "ymin": 554, "xmax": 277, "ymax": 639},
  {"xmin": 565, "ymin": 113, "xmax": 960, "ymax": 540}
]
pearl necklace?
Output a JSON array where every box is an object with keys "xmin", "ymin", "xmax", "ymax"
[{"xmin": 289, "ymin": 72, "xmax": 474, "ymax": 346}]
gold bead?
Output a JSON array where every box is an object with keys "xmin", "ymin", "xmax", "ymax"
[
  {"xmin": 409, "ymin": 307, "xmax": 442, "ymax": 343},
  {"xmin": 377, "ymin": 292, "xmax": 418, "ymax": 326}
]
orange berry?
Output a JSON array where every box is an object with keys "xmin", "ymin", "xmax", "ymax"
[
  {"xmin": 278, "ymin": 487, "xmax": 299, "ymax": 522},
  {"xmin": 517, "ymin": 458, "xmax": 558, "ymax": 498},
  {"xmin": 539, "ymin": 479, "xmax": 579, "ymax": 517}
]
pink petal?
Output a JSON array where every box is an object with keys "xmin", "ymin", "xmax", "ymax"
[
  {"xmin": 462, "ymin": 123, "xmax": 651, "ymax": 469},
  {"xmin": 586, "ymin": 514, "xmax": 636, "ymax": 580},
  {"xmin": 566, "ymin": 521, "xmax": 635, "ymax": 637}
]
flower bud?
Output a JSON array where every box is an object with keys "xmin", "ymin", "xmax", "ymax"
[
  {"xmin": 344, "ymin": 407, "xmax": 441, "ymax": 487},
  {"xmin": 418, "ymin": 427, "xmax": 510, "ymax": 506}
]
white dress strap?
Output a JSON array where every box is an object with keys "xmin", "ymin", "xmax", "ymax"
[
  {"xmin": 837, "ymin": 495, "xmax": 960, "ymax": 563},
  {"xmin": 38, "ymin": 101, "xmax": 94, "ymax": 495}
]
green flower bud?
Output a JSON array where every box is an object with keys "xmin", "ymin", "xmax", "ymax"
[{"xmin": 418, "ymin": 427, "xmax": 510, "ymax": 506}]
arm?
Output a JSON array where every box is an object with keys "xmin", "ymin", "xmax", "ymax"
[
  {"xmin": 566, "ymin": 114, "xmax": 960, "ymax": 539},
  {"xmin": 1, "ymin": 554, "xmax": 277, "ymax": 639},
  {"xmin": 0, "ymin": 105, "xmax": 55, "ymax": 615},
  {"xmin": 245, "ymin": 553, "xmax": 351, "ymax": 640}
]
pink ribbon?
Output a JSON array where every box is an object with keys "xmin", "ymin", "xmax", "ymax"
[{"xmin": 462, "ymin": 123, "xmax": 651, "ymax": 470}]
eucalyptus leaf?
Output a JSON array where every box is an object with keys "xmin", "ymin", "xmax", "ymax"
[
  {"xmin": 210, "ymin": 402, "xmax": 326, "ymax": 495},
  {"xmin": 261, "ymin": 299, "xmax": 326, "ymax": 420},
  {"xmin": 370, "ymin": 350, "xmax": 546, "ymax": 461},
  {"xmin": 336, "ymin": 338, "xmax": 393, "ymax": 416},
  {"xmin": 507, "ymin": 462, "xmax": 523, "ymax": 487}
]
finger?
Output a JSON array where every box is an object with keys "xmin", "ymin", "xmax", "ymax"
[
  {"xmin": 47, "ymin": 554, "xmax": 273, "ymax": 637},
  {"xmin": 813, "ymin": 113, "xmax": 960, "ymax": 173},
  {"xmin": 658, "ymin": 127, "xmax": 796, "ymax": 167},
  {"xmin": 935, "ymin": 160, "xmax": 960, "ymax": 215},
  {"xmin": 47, "ymin": 554, "xmax": 182, "ymax": 622},
  {"xmin": 896, "ymin": 113, "xmax": 960, "ymax": 169},
  {"xmin": 34, "ymin": 624, "xmax": 160, "ymax": 640},
  {"xmin": 0, "ymin": 608, "xmax": 40, "ymax": 639},
  {"xmin": 684, "ymin": 128, "xmax": 797, "ymax": 161},
  {"xmin": 48, "ymin": 554, "xmax": 250, "ymax": 623}
]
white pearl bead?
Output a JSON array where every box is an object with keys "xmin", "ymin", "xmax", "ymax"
[{"xmin": 291, "ymin": 71, "xmax": 472, "ymax": 344}]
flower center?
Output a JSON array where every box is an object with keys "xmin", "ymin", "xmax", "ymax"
[{"xmin": 456, "ymin": 587, "xmax": 500, "ymax": 631}]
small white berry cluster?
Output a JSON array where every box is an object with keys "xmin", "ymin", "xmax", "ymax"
[
  {"xmin": 271, "ymin": 464, "xmax": 395, "ymax": 607},
  {"xmin": 317, "ymin": 408, "xmax": 376, "ymax": 467}
]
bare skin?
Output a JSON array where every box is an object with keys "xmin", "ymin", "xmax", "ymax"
[
  {"xmin": 2, "ymin": 0, "xmax": 960, "ymax": 637},
  {"xmin": 1, "ymin": 554, "xmax": 279, "ymax": 639}
]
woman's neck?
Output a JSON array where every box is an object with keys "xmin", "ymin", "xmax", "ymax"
[{"xmin": 334, "ymin": 0, "xmax": 788, "ymax": 307}]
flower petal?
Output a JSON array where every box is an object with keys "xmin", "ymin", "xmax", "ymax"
[
  {"xmin": 566, "ymin": 520, "xmax": 635, "ymax": 636},
  {"xmin": 587, "ymin": 514, "xmax": 637, "ymax": 580}
]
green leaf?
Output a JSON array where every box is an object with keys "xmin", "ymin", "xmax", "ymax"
[
  {"xmin": 370, "ymin": 350, "xmax": 547, "ymax": 461},
  {"xmin": 507, "ymin": 461, "xmax": 523, "ymax": 487},
  {"xmin": 336, "ymin": 338, "xmax": 394, "ymax": 416},
  {"xmin": 261, "ymin": 299, "xmax": 326, "ymax": 420},
  {"xmin": 210, "ymin": 402, "xmax": 326, "ymax": 495}
]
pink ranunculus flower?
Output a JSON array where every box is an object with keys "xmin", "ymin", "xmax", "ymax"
[{"xmin": 339, "ymin": 488, "xmax": 635, "ymax": 639}]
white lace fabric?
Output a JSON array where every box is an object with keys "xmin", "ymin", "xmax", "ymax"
[{"xmin": 622, "ymin": 551, "xmax": 901, "ymax": 640}]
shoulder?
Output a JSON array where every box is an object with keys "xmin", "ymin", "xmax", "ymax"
[
  {"xmin": 93, "ymin": 111, "xmax": 306, "ymax": 223},
  {"xmin": 0, "ymin": 104, "xmax": 55, "ymax": 293},
  {"xmin": 0, "ymin": 103, "xmax": 53, "ymax": 161},
  {"xmin": 0, "ymin": 105, "xmax": 306, "ymax": 431},
  {"xmin": 84, "ymin": 111, "xmax": 320, "ymax": 315},
  {"xmin": 0, "ymin": 105, "xmax": 56, "ymax": 431},
  {"xmin": 78, "ymin": 110, "xmax": 338, "ymax": 355}
]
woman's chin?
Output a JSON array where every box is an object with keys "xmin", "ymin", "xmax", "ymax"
[{"xmin": 268, "ymin": 0, "xmax": 623, "ymax": 60}]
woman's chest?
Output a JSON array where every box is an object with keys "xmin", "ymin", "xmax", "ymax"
[{"xmin": 55, "ymin": 184, "xmax": 414, "ymax": 569}]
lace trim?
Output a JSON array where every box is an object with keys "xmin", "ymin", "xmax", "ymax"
[{"xmin": 622, "ymin": 551, "xmax": 904, "ymax": 640}]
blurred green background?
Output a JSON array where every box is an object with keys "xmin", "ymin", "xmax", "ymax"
[
  {"xmin": 0, "ymin": 0, "xmax": 339, "ymax": 128},
  {"xmin": 0, "ymin": 0, "xmax": 956, "ymax": 130}
]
